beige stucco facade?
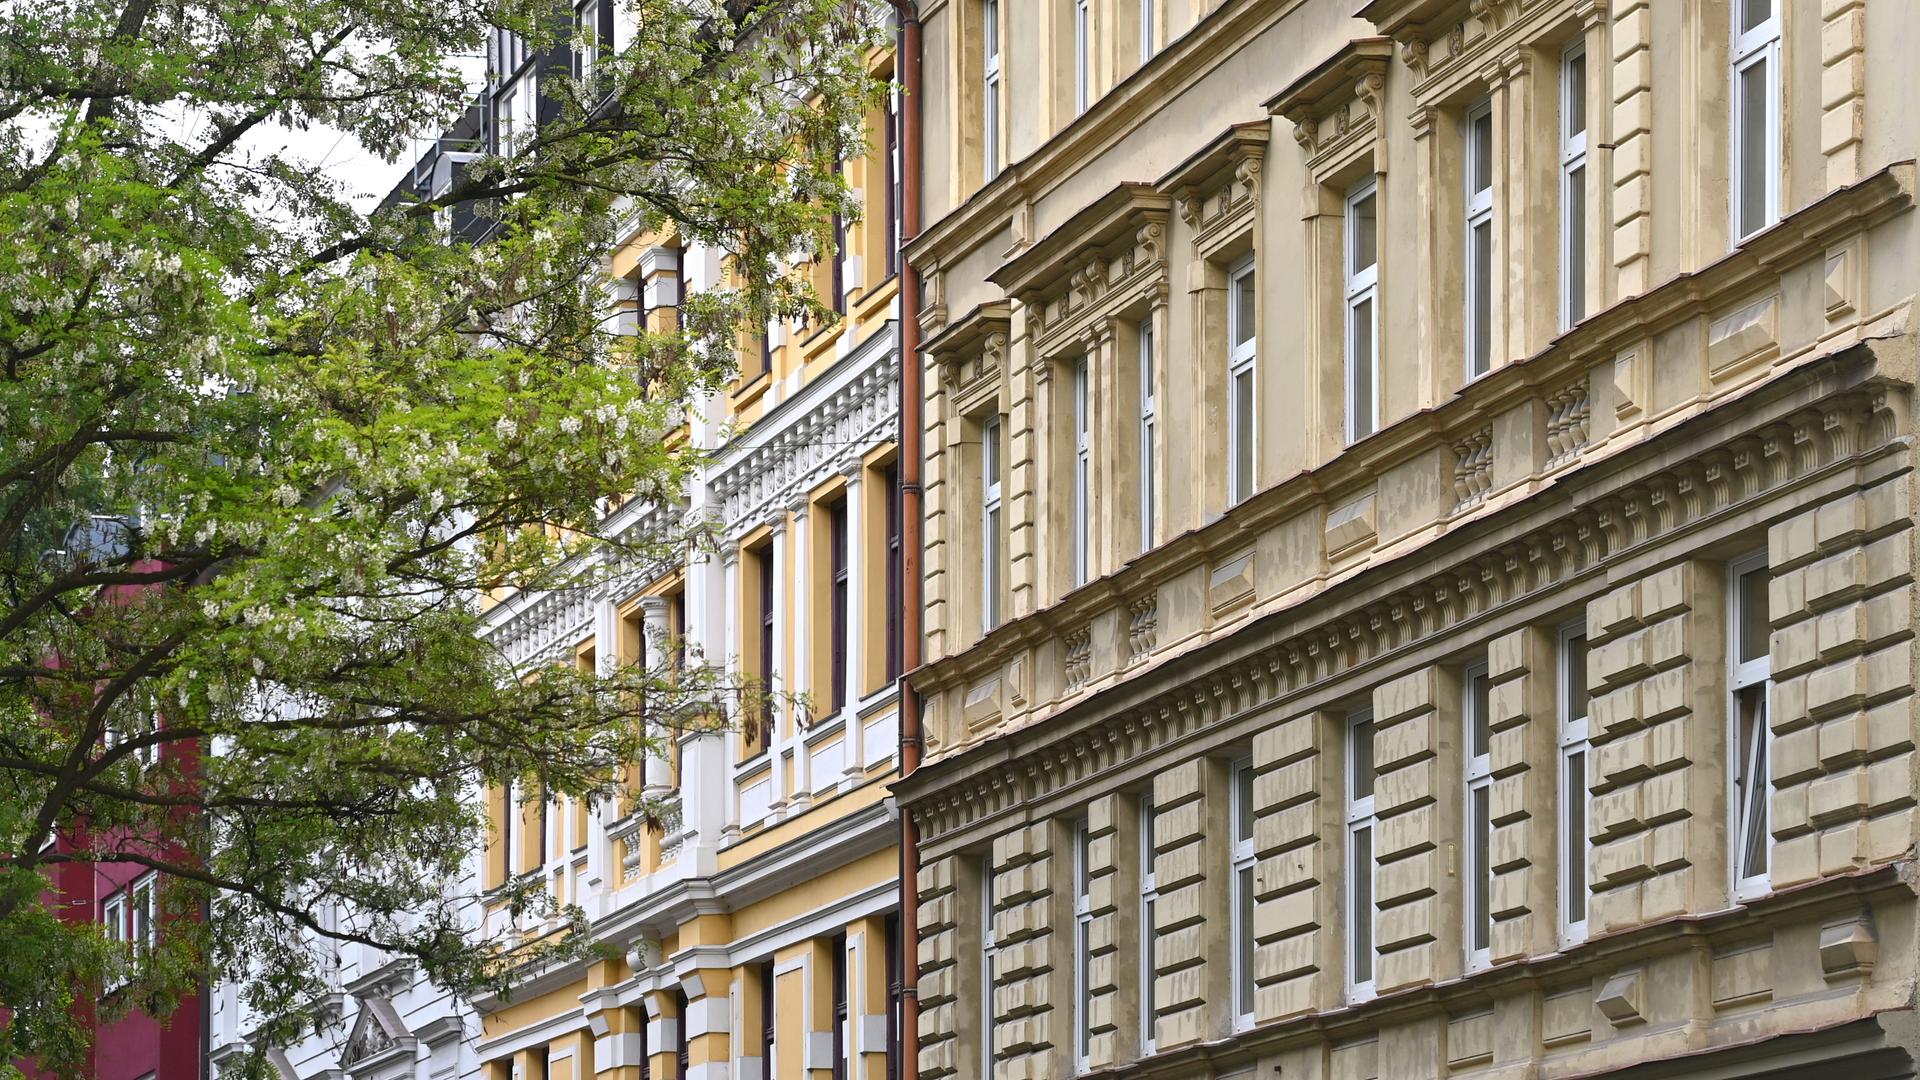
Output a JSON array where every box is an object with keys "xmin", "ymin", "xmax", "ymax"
[{"xmin": 901, "ymin": 0, "xmax": 1920, "ymax": 1078}]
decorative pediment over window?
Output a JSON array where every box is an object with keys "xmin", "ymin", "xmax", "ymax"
[
  {"xmin": 1154, "ymin": 122, "xmax": 1268, "ymax": 262},
  {"xmin": 339, "ymin": 997, "xmax": 416, "ymax": 1077},
  {"xmin": 923, "ymin": 300, "xmax": 1013, "ymax": 397},
  {"xmin": 986, "ymin": 183, "xmax": 1172, "ymax": 354},
  {"xmin": 1357, "ymin": 0, "xmax": 1564, "ymax": 84},
  {"xmin": 1268, "ymin": 37, "xmax": 1394, "ymax": 170}
]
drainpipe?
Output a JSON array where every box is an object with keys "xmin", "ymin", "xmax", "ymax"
[{"xmin": 886, "ymin": 1, "xmax": 924, "ymax": 1077}]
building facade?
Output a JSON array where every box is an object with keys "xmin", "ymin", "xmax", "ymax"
[
  {"xmin": 900, "ymin": 1, "xmax": 1920, "ymax": 1078},
  {"xmin": 469, "ymin": 26, "xmax": 910, "ymax": 1080}
]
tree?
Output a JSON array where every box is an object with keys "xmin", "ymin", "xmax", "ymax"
[{"xmin": 0, "ymin": 0, "xmax": 883, "ymax": 1073}]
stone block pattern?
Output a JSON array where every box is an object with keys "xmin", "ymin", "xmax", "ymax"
[
  {"xmin": 1585, "ymin": 562, "xmax": 1722, "ymax": 933},
  {"xmin": 1766, "ymin": 477, "xmax": 1915, "ymax": 887},
  {"xmin": 1486, "ymin": 627, "xmax": 1557, "ymax": 962},
  {"xmin": 1371, "ymin": 668, "xmax": 1459, "ymax": 992},
  {"xmin": 915, "ymin": 854, "xmax": 960, "ymax": 1080},
  {"xmin": 922, "ymin": 377, "xmax": 951, "ymax": 666},
  {"xmin": 1820, "ymin": 0, "xmax": 1867, "ymax": 190},
  {"xmin": 1149, "ymin": 759, "xmax": 1217, "ymax": 1049},
  {"xmin": 991, "ymin": 823, "xmax": 1058, "ymax": 1079},
  {"xmin": 1610, "ymin": 0, "xmax": 1653, "ymax": 298},
  {"xmin": 1249, "ymin": 712, "xmax": 1340, "ymax": 1021},
  {"xmin": 1080, "ymin": 794, "xmax": 1133, "ymax": 1070}
]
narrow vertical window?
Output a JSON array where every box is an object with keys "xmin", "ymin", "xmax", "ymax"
[
  {"xmin": 1139, "ymin": 0, "xmax": 1155, "ymax": 63},
  {"xmin": 1230, "ymin": 759, "xmax": 1256, "ymax": 1028},
  {"xmin": 1138, "ymin": 795, "xmax": 1157, "ymax": 1056},
  {"xmin": 103, "ymin": 891, "xmax": 128, "ymax": 990},
  {"xmin": 884, "ymin": 461, "xmax": 903, "ymax": 681},
  {"xmin": 130, "ymin": 874, "xmax": 156, "ymax": 952},
  {"xmin": 1559, "ymin": 41, "xmax": 1589, "ymax": 329},
  {"xmin": 674, "ymin": 987, "xmax": 689, "ymax": 1079},
  {"xmin": 1557, "ymin": 624, "xmax": 1591, "ymax": 945},
  {"xmin": 828, "ymin": 497, "xmax": 849, "ymax": 713},
  {"xmin": 1227, "ymin": 258, "xmax": 1257, "ymax": 505},
  {"xmin": 884, "ymin": 912, "xmax": 901, "ymax": 1080},
  {"xmin": 1137, "ymin": 319, "xmax": 1156, "ymax": 554},
  {"xmin": 761, "ymin": 959, "xmax": 777, "ymax": 1075},
  {"xmin": 832, "ymin": 933, "xmax": 849, "ymax": 1080},
  {"xmin": 1730, "ymin": 553, "xmax": 1773, "ymax": 898},
  {"xmin": 1732, "ymin": 0, "xmax": 1781, "ymax": 241},
  {"xmin": 982, "ymin": 0, "xmax": 1001, "ymax": 183},
  {"xmin": 1071, "ymin": 356, "xmax": 1091, "ymax": 587},
  {"xmin": 757, "ymin": 545, "xmax": 776, "ymax": 753},
  {"xmin": 1346, "ymin": 709, "xmax": 1377, "ymax": 1001},
  {"xmin": 1344, "ymin": 179, "xmax": 1379, "ymax": 443},
  {"xmin": 1072, "ymin": 818, "xmax": 1093, "ymax": 1072},
  {"xmin": 1464, "ymin": 99, "xmax": 1494, "ymax": 380},
  {"xmin": 886, "ymin": 71, "xmax": 902, "ymax": 279},
  {"xmin": 1075, "ymin": 0, "xmax": 1091, "ymax": 115},
  {"xmin": 832, "ymin": 202, "xmax": 848, "ymax": 316},
  {"xmin": 1463, "ymin": 661, "xmax": 1493, "ymax": 971},
  {"xmin": 981, "ymin": 416, "xmax": 1003, "ymax": 633},
  {"xmin": 981, "ymin": 866, "xmax": 998, "ymax": 1075}
]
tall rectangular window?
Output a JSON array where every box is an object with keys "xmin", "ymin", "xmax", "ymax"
[
  {"xmin": 1464, "ymin": 99, "xmax": 1495, "ymax": 380},
  {"xmin": 884, "ymin": 912, "xmax": 901, "ymax": 1080},
  {"xmin": 1075, "ymin": 0, "xmax": 1091, "ymax": 115},
  {"xmin": 1730, "ymin": 553, "xmax": 1773, "ymax": 899},
  {"xmin": 1137, "ymin": 319, "xmax": 1156, "ymax": 554},
  {"xmin": 1557, "ymin": 624, "xmax": 1591, "ymax": 945},
  {"xmin": 760, "ymin": 959, "xmax": 777, "ymax": 1073},
  {"xmin": 1071, "ymin": 356, "xmax": 1091, "ymax": 587},
  {"xmin": 1560, "ymin": 41, "xmax": 1588, "ymax": 329},
  {"xmin": 1138, "ymin": 795, "xmax": 1157, "ymax": 1055},
  {"xmin": 1072, "ymin": 818, "xmax": 1093, "ymax": 1071},
  {"xmin": 980, "ymin": 866, "xmax": 997, "ymax": 1076},
  {"xmin": 1227, "ymin": 258, "xmax": 1257, "ymax": 505},
  {"xmin": 1346, "ymin": 709, "xmax": 1377, "ymax": 1001},
  {"xmin": 1230, "ymin": 759, "xmax": 1255, "ymax": 1029},
  {"xmin": 982, "ymin": 0, "xmax": 1001, "ymax": 182},
  {"xmin": 831, "ymin": 932, "xmax": 849, "ymax": 1080},
  {"xmin": 884, "ymin": 461, "xmax": 903, "ymax": 681},
  {"xmin": 1139, "ymin": 0, "xmax": 1156, "ymax": 62},
  {"xmin": 828, "ymin": 497, "xmax": 849, "ymax": 713},
  {"xmin": 981, "ymin": 416, "xmax": 1003, "ymax": 633},
  {"xmin": 1463, "ymin": 661, "xmax": 1493, "ymax": 971},
  {"xmin": 1344, "ymin": 179, "xmax": 1379, "ymax": 443},
  {"xmin": 885, "ymin": 76, "xmax": 901, "ymax": 279},
  {"xmin": 1732, "ymin": 0, "xmax": 1781, "ymax": 242},
  {"xmin": 130, "ymin": 873, "xmax": 156, "ymax": 952},
  {"xmin": 757, "ymin": 545, "xmax": 776, "ymax": 753},
  {"xmin": 103, "ymin": 891, "xmax": 127, "ymax": 989}
]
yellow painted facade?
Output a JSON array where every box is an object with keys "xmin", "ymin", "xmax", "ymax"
[{"xmin": 474, "ymin": 34, "xmax": 908, "ymax": 1080}]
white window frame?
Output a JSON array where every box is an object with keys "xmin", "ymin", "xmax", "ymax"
[
  {"xmin": 981, "ymin": 865, "xmax": 998, "ymax": 1075},
  {"xmin": 1730, "ymin": 0, "xmax": 1781, "ymax": 243},
  {"xmin": 1464, "ymin": 98, "xmax": 1495, "ymax": 380},
  {"xmin": 1556, "ymin": 622, "xmax": 1591, "ymax": 947},
  {"xmin": 981, "ymin": 415, "xmax": 1003, "ymax": 633},
  {"xmin": 1729, "ymin": 551, "xmax": 1774, "ymax": 900},
  {"xmin": 130, "ymin": 872, "xmax": 157, "ymax": 952},
  {"xmin": 1463, "ymin": 661, "xmax": 1493, "ymax": 972},
  {"xmin": 1559, "ymin": 39, "xmax": 1588, "ymax": 331},
  {"xmin": 103, "ymin": 891, "xmax": 128, "ymax": 991},
  {"xmin": 1139, "ymin": 0, "xmax": 1155, "ymax": 63},
  {"xmin": 498, "ymin": 71, "xmax": 537, "ymax": 158},
  {"xmin": 1138, "ymin": 795, "xmax": 1157, "ymax": 1056},
  {"xmin": 1346, "ymin": 708, "xmax": 1377, "ymax": 1003},
  {"xmin": 983, "ymin": 0, "xmax": 1002, "ymax": 182},
  {"xmin": 575, "ymin": 0, "xmax": 601, "ymax": 84},
  {"xmin": 1075, "ymin": 0, "xmax": 1092, "ymax": 115},
  {"xmin": 1071, "ymin": 356, "xmax": 1091, "ymax": 587},
  {"xmin": 1137, "ymin": 319, "xmax": 1156, "ymax": 555},
  {"xmin": 1343, "ymin": 178, "xmax": 1379, "ymax": 444},
  {"xmin": 1072, "ymin": 817, "xmax": 1093, "ymax": 1072},
  {"xmin": 1226, "ymin": 256, "xmax": 1257, "ymax": 505},
  {"xmin": 1229, "ymin": 758, "xmax": 1255, "ymax": 1030}
]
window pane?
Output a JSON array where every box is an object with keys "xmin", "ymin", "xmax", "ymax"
[
  {"xmin": 1470, "ymin": 110, "xmax": 1493, "ymax": 195},
  {"xmin": 1738, "ymin": 686, "xmax": 1770, "ymax": 880},
  {"xmin": 1234, "ymin": 769, "xmax": 1254, "ymax": 843},
  {"xmin": 1471, "ymin": 786, "xmax": 1491, "ymax": 951},
  {"xmin": 1468, "ymin": 667, "xmax": 1491, "ymax": 759},
  {"xmin": 1349, "ymin": 296, "xmax": 1374, "ymax": 439},
  {"xmin": 1564, "ymin": 632, "xmax": 1589, "ymax": 719},
  {"xmin": 1566, "ymin": 165, "xmax": 1586, "ymax": 324},
  {"xmin": 1351, "ymin": 826, "xmax": 1373, "ymax": 978},
  {"xmin": 1565, "ymin": 52, "xmax": 1586, "ymax": 139},
  {"xmin": 1233, "ymin": 270, "xmax": 1256, "ymax": 346},
  {"xmin": 1233, "ymin": 369, "xmax": 1255, "ymax": 500},
  {"xmin": 1351, "ymin": 719, "xmax": 1375, "ymax": 800},
  {"xmin": 1738, "ymin": 563, "xmax": 1770, "ymax": 665},
  {"xmin": 1739, "ymin": 0, "xmax": 1772, "ymax": 35},
  {"xmin": 1236, "ymin": 864, "xmax": 1254, "ymax": 1008},
  {"xmin": 1565, "ymin": 750, "xmax": 1587, "ymax": 922},
  {"xmin": 1738, "ymin": 60, "xmax": 1770, "ymax": 237},
  {"xmin": 1351, "ymin": 193, "xmax": 1377, "ymax": 274},
  {"xmin": 1470, "ymin": 219, "xmax": 1492, "ymax": 375}
]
